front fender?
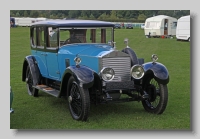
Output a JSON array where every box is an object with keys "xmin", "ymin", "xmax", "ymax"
[
  {"xmin": 62, "ymin": 65, "xmax": 94, "ymax": 89},
  {"xmin": 142, "ymin": 62, "xmax": 169, "ymax": 84}
]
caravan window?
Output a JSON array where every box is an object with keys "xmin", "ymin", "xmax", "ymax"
[
  {"xmin": 173, "ymin": 22, "xmax": 177, "ymax": 27},
  {"xmin": 146, "ymin": 22, "xmax": 160, "ymax": 28}
]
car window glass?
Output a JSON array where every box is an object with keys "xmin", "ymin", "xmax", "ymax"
[
  {"xmin": 31, "ymin": 27, "xmax": 37, "ymax": 48},
  {"xmin": 37, "ymin": 27, "xmax": 45, "ymax": 49},
  {"xmin": 59, "ymin": 30, "xmax": 70, "ymax": 46},
  {"xmin": 48, "ymin": 27, "xmax": 58, "ymax": 48},
  {"xmin": 88, "ymin": 28, "xmax": 112, "ymax": 44},
  {"xmin": 59, "ymin": 27, "xmax": 113, "ymax": 46}
]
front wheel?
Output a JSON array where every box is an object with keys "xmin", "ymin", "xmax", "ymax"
[
  {"xmin": 142, "ymin": 77, "xmax": 168, "ymax": 114},
  {"xmin": 67, "ymin": 76, "xmax": 90, "ymax": 121}
]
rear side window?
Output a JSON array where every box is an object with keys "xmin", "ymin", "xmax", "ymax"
[
  {"xmin": 31, "ymin": 27, "xmax": 37, "ymax": 48},
  {"xmin": 37, "ymin": 27, "xmax": 45, "ymax": 48}
]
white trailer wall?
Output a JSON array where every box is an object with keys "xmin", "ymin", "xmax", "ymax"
[{"xmin": 176, "ymin": 15, "xmax": 190, "ymax": 41}]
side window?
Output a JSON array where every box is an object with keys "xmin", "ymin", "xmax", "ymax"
[
  {"xmin": 37, "ymin": 27, "xmax": 45, "ymax": 48},
  {"xmin": 71, "ymin": 29, "xmax": 87, "ymax": 43},
  {"xmin": 59, "ymin": 30, "xmax": 70, "ymax": 46},
  {"xmin": 48, "ymin": 27, "xmax": 58, "ymax": 48},
  {"xmin": 31, "ymin": 27, "xmax": 37, "ymax": 48},
  {"xmin": 173, "ymin": 22, "xmax": 177, "ymax": 28},
  {"xmin": 146, "ymin": 22, "xmax": 150, "ymax": 28},
  {"xmin": 88, "ymin": 28, "xmax": 112, "ymax": 43}
]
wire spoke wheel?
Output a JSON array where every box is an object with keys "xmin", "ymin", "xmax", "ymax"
[
  {"xmin": 142, "ymin": 77, "xmax": 168, "ymax": 114},
  {"xmin": 67, "ymin": 76, "xmax": 90, "ymax": 121},
  {"xmin": 26, "ymin": 68, "xmax": 33, "ymax": 92},
  {"xmin": 25, "ymin": 66, "xmax": 38, "ymax": 96},
  {"xmin": 69, "ymin": 83, "xmax": 82, "ymax": 117}
]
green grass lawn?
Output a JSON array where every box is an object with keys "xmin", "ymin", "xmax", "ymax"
[{"xmin": 10, "ymin": 27, "xmax": 190, "ymax": 130}]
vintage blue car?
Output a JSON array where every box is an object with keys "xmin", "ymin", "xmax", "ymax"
[{"xmin": 22, "ymin": 19, "xmax": 169, "ymax": 121}]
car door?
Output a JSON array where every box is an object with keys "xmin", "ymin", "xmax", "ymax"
[
  {"xmin": 31, "ymin": 26, "xmax": 48, "ymax": 77},
  {"xmin": 45, "ymin": 27, "xmax": 61, "ymax": 80}
]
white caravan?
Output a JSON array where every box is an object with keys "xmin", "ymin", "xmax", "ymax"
[
  {"xmin": 176, "ymin": 15, "xmax": 190, "ymax": 41},
  {"xmin": 144, "ymin": 15, "xmax": 177, "ymax": 38},
  {"xmin": 16, "ymin": 17, "xmax": 37, "ymax": 27},
  {"xmin": 36, "ymin": 17, "xmax": 47, "ymax": 22}
]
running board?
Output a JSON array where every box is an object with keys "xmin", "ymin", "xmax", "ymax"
[{"xmin": 33, "ymin": 85, "xmax": 60, "ymax": 97}]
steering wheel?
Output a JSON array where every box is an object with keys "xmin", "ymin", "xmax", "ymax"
[{"xmin": 64, "ymin": 37, "xmax": 81, "ymax": 45}]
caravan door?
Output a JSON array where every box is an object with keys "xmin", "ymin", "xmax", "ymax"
[{"xmin": 164, "ymin": 19, "xmax": 168, "ymax": 35}]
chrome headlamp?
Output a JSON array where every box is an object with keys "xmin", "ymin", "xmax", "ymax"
[
  {"xmin": 100, "ymin": 67, "xmax": 115, "ymax": 81},
  {"xmin": 151, "ymin": 54, "xmax": 158, "ymax": 63},
  {"xmin": 130, "ymin": 65, "xmax": 144, "ymax": 79},
  {"xmin": 74, "ymin": 57, "xmax": 81, "ymax": 65}
]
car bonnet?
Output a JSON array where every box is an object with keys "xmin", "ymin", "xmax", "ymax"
[{"xmin": 59, "ymin": 44, "xmax": 114, "ymax": 57}]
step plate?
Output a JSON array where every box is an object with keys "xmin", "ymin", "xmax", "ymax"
[{"xmin": 34, "ymin": 85, "xmax": 60, "ymax": 97}]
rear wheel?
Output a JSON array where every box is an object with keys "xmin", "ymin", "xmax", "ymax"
[
  {"xmin": 25, "ymin": 66, "xmax": 38, "ymax": 97},
  {"xmin": 67, "ymin": 76, "xmax": 90, "ymax": 121},
  {"xmin": 142, "ymin": 77, "xmax": 168, "ymax": 114}
]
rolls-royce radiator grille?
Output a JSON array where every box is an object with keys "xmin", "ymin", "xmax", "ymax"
[{"xmin": 102, "ymin": 57, "xmax": 131, "ymax": 81}]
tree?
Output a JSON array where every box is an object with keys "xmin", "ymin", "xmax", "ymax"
[
  {"xmin": 68, "ymin": 10, "xmax": 80, "ymax": 18},
  {"xmin": 98, "ymin": 13, "xmax": 110, "ymax": 20},
  {"xmin": 16, "ymin": 12, "xmax": 20, "ymax": 17},
  {"xmin": 89, "ymin": 14, "xmax": 95, "ymax": 19},
  {"xmin": 110, "ymin": 10, "xmax": 117, "ymax": 20},
  {"xmin": 30, "ymin": 10, "xmax": 39, "ymax": 18},
  {"xmin": 90, "ymin": 10, "xmax": 102, "ymax": 19},
  {"xmin": 116, "ymin": 10, "xmax": 126, "ymax": 19},
  {"xmin": 81, "ymin": 10, "xmax": 91, "ymax": 18},
  {"xmin": 137, "ymin": 14, "xmax": 146, "ymax": 21},
  {"xmin": 24, "ymin": 11, "xmax": 28, "ymax": 17}
]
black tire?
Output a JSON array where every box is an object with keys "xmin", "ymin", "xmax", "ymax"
[
  {"xmin": 142, "ymin": 77, "xmax": 168, "ymax": 114},
  {"xmin": 67, "ymin": 76, "xmax": 90, "ymax": 121},
  {"xmin": 25, "ymin": 66, "xmax": 38, "ymax": 97},
  {"xmin": 122, "ymin": 48, "xmax": 138, "ymax": 66},
  {"xmin": 188, "ymin": 37, "xmax": 190, "ymax": 42}
]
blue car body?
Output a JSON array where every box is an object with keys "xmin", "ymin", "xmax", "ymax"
[
  {"xmin": 22, "ymin": 19, "xmax": 169, "ymax": 121},
  {"xmin": 32, "ymin": 44, "xmax": 114, "ymax": 81}
]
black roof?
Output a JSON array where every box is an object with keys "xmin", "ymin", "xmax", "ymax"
[{"xmin": 31, "ymin": 19, "xmax": 114, "ymax": 28}]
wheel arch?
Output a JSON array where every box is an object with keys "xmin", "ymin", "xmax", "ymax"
[
  {"xmin": 22, "ymin": 55, "xmax": 41, "ymax": 85},
  {"xmin": 59, "ymin": 72, "xmax": 72, "ymax": 97},
  {"xmin": 59, "ymin": 65, "xmax": 95, "ymax": 97},
  {"xmin": 142, "ymin": 62, "xmax": 169, "ymax": 85}
]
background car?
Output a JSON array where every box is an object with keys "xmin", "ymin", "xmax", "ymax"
[
  {"xmin": 114, "ymin": 23, "xmax": 121, "ymax": 29},
  {"xmin": 126, "ymin": 23, "xmax": 133, "ymax": 29},
  {"xmin": 22, "ymin": 19, "xmax": 169, "ymax": 122},
  {"xmin": 141, "ymin": 24, "xmax": 145, "ymax": 29}
]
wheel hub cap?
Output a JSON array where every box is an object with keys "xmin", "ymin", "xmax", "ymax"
[
  {"xmin": 25, "ymin": 78, "xmax": 28, "ymax": 83},
  {"xmin": 68, "ymin": 96, "xmax": 72, "ymax": 103}
]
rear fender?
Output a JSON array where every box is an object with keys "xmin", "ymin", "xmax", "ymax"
[
  {"xmin": 142, "ymin": 62, "xmax": 169, "ymax": 85},
  {"xmin": 22, "ymin": 55, "xmax": 41, "ymax": 85}
]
